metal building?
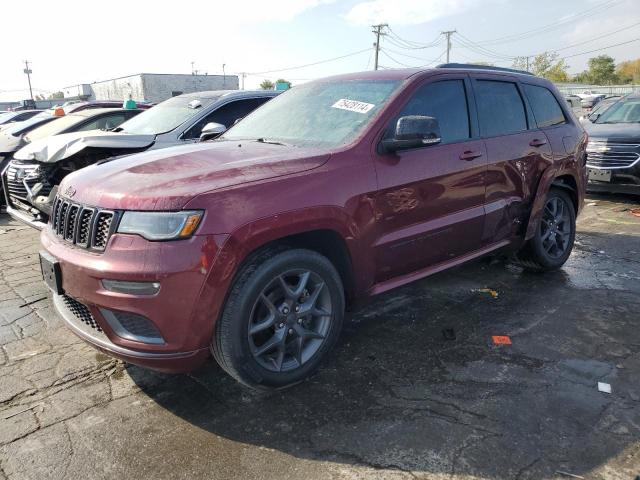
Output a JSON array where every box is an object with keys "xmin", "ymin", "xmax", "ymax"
[{"xmin": 63, "ymin": 73, "xmax": 239, "ymax": 103}]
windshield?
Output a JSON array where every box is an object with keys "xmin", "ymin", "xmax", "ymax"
[
  {"xmin": 118, "ymin": 95, "xmax": 217, "ymax": 135},
  {"xmin": 222, "ymin": 80, "xmax": 402, "ymax": 148},
  {"xmin": 0, "ymin": 112, "xmax": 15, "ymax": 124},
  {"xmin": 595, "ymin": 97, "xmax": 640, "ymax": 124},
  {"xmin": 24, "ymin": 114, "xmax": 88, "ymax": 142},
  {"xmin": 4, "ymin": 116, "xmax": 54, "ymax": 136},
  {"xmin": 590, "ymin": 98, "xmax": 618, "ymax": 116}
]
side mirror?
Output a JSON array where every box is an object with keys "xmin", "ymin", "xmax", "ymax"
[
  {"xmin": 588, "ymin": 113, "xmax": 601, "ymax": 123},
  {"xmin": 381, "ymin": 115, "xmax": 441, "ymax": 153},
  {"xmin": 199, "ymin": 122, "xmax": 226, "ymax": 142}
]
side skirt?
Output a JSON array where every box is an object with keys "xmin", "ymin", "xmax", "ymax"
[{"xmin": 368, "ymin": 239, "xmax": 511, "ymax": 296}]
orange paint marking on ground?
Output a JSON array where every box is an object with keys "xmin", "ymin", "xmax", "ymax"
[{"xmin": 492, "ymin": 335, "xmax": 512, "ymax": 345}]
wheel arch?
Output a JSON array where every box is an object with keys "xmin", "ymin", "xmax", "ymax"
[{"xmin": 525, "ymin": 169, "xmax": 580, "ymax": 240}]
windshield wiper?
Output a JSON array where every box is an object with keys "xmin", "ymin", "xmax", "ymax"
[
  {"xmin": 111, "ymin": 127, "xmax": 124, "ymax": 132},
  {"xmin": 255, "ymin": 138, "xmax": 289, "ymax": 146}
]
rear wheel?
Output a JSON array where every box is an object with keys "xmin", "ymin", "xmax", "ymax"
[
  {"xmin": 211, "ymin": 248, "xmax": 344, "ymax": 390},
  {"xmin": 516, "ymin": 188, "xmax": 576, "ymax": 272}
]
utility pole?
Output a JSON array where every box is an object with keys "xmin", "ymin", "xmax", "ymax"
[
  {"xmin": 191, "ymin": 61, "xmax": 195, "ymax": 75},
  {"xmin": 240, "ymin": 72, "xmax": 247, "ymax": 90},
  {"xmin": 441, "ymin": 30, "xmax": 456, "ymax": 63},
  {"xmin": 372, "ymin": 23, "xmax": 388, "ymax": 71},
  {"xmin": 23, "ymin": 60, "xmax": 34, "ymax": 101},
  {"xmin": 222, "ymin": 63, "xmax": 226, "ymax": 86}
]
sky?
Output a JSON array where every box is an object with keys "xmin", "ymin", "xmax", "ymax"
[{"xmin": 1, "ymin": 0, "xmax": 639, "ymax": 101}]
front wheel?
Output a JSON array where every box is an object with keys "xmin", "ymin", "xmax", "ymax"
[
  {"xmin": 211, "ymin": 248, "xmax": 345, "ymax": 390},
  {"xmin": 516, "ymin": 188, "xmax": 576, "ymax": 272}
]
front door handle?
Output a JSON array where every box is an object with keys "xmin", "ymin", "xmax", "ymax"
[
  {"xmin": 459, "ymin": 150, "xmax": 483, "ymax": 161},
  {"xmin": 529, "ymin": 138, "xmax": 547, "ymax": 147}
]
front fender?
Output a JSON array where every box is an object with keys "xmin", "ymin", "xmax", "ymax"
[{"xmin": 188, "ymin": 206, "xmax": 370, "ymax": 345}]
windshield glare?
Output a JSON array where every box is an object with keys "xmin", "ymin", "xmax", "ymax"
[
  {"xmin": 596, "ymin": 98, "xmax": 640, "ymax": 124},
  {"xmin": 24, "ymin": 114, "xmax": 88, "ymax": 142},
  {"xmin": 222, "ymin": 80, "xmax": 402, "ymax": 148},
  {"xmin": 4, "ymin": 117, "xmax": 52, "ymax": 136},
  {"xmin": 119, "ymin": 95, "xmax": 217, "ymax": 135}
]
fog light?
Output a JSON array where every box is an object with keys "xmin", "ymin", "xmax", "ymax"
[
  {"xmin": 99, "ymin": 308, "xmax": 164, "ymax": 344},
  {"xmin": 101, "ymin": 279, "xmax": 160, "ymax": 295}
]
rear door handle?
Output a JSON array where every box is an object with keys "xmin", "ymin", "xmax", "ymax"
[
  {"xmin": 459, "ymin": 150, "xmax": 483, "ymax": 161},
  {"xmin": 529, "ymin": 138, "xmax": 547, "ymax": 147}
]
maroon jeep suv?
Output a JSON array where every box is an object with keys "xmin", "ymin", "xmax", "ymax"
[{"xmin": 40, "ymin": 65, "xmax": 587, "ymax": 389}]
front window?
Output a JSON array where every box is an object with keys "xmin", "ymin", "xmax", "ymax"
[
  {"xmin": 221, "ymin": 80, "xmax": 402, "ymax": 148},
  {"xmin": 595, "ymin": 97, "xmax": 640, "ymax": 124},
  {"xmin": 118, "ymin": 95, "xmax": 218, "ymax": 135}
]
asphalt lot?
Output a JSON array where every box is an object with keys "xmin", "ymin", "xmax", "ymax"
[{"xmin": 0, "ymin": 193, "xmax": 639, "ymax": 480}]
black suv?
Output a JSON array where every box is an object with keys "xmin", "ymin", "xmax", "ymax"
[{"xmin": 584, "ymin": 94, "xmax": 640, "ymax": 194}]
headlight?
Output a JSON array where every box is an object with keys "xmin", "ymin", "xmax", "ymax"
[{"xmin": 117, "ymin": 211, "xmax": 203, "ymax": 240}]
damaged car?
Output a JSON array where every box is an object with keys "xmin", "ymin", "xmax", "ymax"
[
  {"xmin": 4, "ymin": 90, "xmax": 278, "ymax": 228},
  {"xmin": 2, "ymin": 108, "xmax": 143, "ymax": 216}
]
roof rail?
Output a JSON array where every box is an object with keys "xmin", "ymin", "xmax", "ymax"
[{"xmin": 436, "ymin": 63, "xmax": 535, "ymax": 76}]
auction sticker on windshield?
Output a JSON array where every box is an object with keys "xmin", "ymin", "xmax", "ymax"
[{"xmin": 332, "ymin": 99, "xmax": 375, "ymax": 114}]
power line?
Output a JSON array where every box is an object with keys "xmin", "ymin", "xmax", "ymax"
[
  {"xmin": 454, "ymin": 32, "xmax": 516, "ymax": 61},
  {"xmin": 386, "ymin": 27, "xmax": 442, "ymax": 49},
  {"xmin": 380, "ymin": 50, "xmax": 415, "ymax": 68},
  {"xmin": 561, "ymin": 37, "xmax": 640, "ymax": 59},
  {"xmin": 552, "ymin": 21, "xmax": 640, "ymax": 53},
  {"xmin": 382, "ymin": 46, "xmax": 446, "ymax": 62},
  {"xmin": 475, "ymin": 0, "xmax": 623, "ymax": 46},
  {"xmin": 247, "ymin": 48, "xmax": 372, "ymax": 75}
]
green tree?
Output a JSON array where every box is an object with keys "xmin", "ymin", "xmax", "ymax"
[
  {"xmin": 48, "ymin": 91, "xmax": 64, "ymax": 99},
  {"xmin": 616, "ymin": 59, "xmax": 640, "ymax": 84},
  {"xmin": 260, "ymin": 79, "xmax": 274, "ymax": 90},
  {"xmin": 584, "ymin": 55, "xmax": 618, "ymax": 85},
  {"xmin": 513, "ymin": 52, "xmax": 568, "ymax": 82}
]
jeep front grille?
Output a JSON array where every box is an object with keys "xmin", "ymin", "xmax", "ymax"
[
  {"xmin": 586, "ymin": 141, "xmax": 640, "ymax": 169},
  {"xmin": 50, "ymin": 196, "xmax": 118, "ymax": 252}
]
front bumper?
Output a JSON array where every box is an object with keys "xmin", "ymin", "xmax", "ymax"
[
  {"xmin": 41, "ymin": 226, "xmax": 225, "ymax": 373},
  {"xmin": 587, "ymin": 165, "xmax": 640, "ymax": 195},
  {"xmin": 53, "ymin": 294, "xmax": 210, "ymax": 372}
]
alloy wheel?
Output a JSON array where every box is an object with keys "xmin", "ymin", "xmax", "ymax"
[
  {"xmin": 247, "ymin": 269, "xmax": 332, "ymax": 372},
  {"xmin": 540, "ymin": 196, "xmax": 572, "ymax": 259}
]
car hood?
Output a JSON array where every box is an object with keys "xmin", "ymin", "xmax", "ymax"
[
  {"xmin": 584, "ymin": 122, "xmax": 640, "ymax": 141},
  {"xmin": 13, "ymin": 130, "xmax": 156, "ymax": 163},
  {"xmin": 59, "ymin": 141, "xmax": 330, "ymax": 211}
]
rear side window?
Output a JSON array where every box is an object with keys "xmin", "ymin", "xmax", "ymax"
[
  {"xmin": 523, "ymin": 84, "xmax": 566, "ymax": 127},
  {"xmin": 391, "ymin": 79, "xmax": 470, "ymax": 144},
  {"xmin": 475, "ymin": 80, "xmax": 527, "ymax": 137}
]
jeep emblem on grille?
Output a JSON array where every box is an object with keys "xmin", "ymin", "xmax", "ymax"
[{"xmin": 63, "ymin": 185, "xmax": 76, "ymax": 198}]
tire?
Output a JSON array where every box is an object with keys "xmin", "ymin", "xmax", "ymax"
[
  {"xmin": 516, "ymin": 187, "xmax": 576, "ymax": 272},
  {"xmin": 211, "ymin": 248, "xmax": 345, "ymax": 390}
]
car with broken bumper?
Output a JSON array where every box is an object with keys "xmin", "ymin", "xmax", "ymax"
[
  {"xmin": 4, "ymin": 90, "xmax": 279, "ymax": 229},
  {"xmin": 40, "ymin": 65, "xmax": 587, "ymax": 390},
  {"xmin": 2, "ymin": 108, "xmax": 144, "ymax": 223}
]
